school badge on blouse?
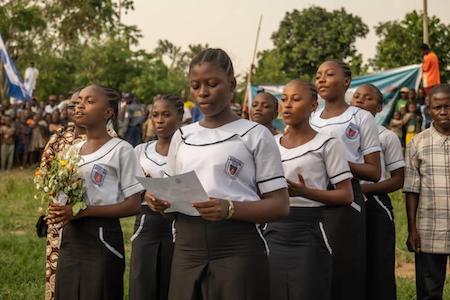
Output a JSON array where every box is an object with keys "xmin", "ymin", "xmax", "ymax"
[
  {"xmin": 345, "ymin": 123, "xmax": 360, "ymax": 140},
  {"xmin": 91, "ymin": 164, "xmax": 107, "ymax": 186},
  {"xmin": 225, "ymin": 156, "xmax": 244, "ymax": 178}
]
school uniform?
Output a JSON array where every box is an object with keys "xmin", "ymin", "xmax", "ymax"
[
  {"xmin": 165, "ymin": 119, "xmax": 287, "ymax": 300},
  {"xmin": 55, "ymin": 138, "xmax": 144, "ymax": 300},
  {"xmin": 364, "ymin": 125, "xmax": 405, "ymax": 300},
  {"xmin": 266, "ymin": 133, "xmax": 353, "ymax": 300},
  {"xmin": 129, "ymin": 141, "xmax": 173, "ymax": 300},
  {"xmin": 310, "ymin": 106, "xmax": 381, "ymax": 300}
]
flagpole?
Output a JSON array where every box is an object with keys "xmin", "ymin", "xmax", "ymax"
[
  {"xmin": 242, "ymin": 15, "xmax": 262, "ymax": 119},
  {"xmin": 423, "ymin": 0, "xmax": 429, "ymax": 44}
]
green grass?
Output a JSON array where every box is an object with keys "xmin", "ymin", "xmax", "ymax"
[{"xmin": 0, "ymin": 169, "xmax": 449, "ymax": 299}]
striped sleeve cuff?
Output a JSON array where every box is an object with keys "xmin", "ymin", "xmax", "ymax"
[
  {"xmin": 122, "ymin": 182, "xmax": 145, "ymax": 198},
  {"xmin": 361, "ymin": 145, "xmax": 382, "ymax": 156},
  {"xmin": 257, "ymin": 176, "xmax": 287, "ymax": 194},
  {"xmin": 329, "ymin": 171, "xmax": 353, "ymax": 185},
  {"xmin": 386, "ymin": 160, "xmax": 406, "ymax": 172}
]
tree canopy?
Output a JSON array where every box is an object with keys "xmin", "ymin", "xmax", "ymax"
[{"xmin": 370, "ymin": 10, "xmax": 450, "ymax": 82}]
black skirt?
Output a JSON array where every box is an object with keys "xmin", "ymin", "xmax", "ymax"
[
  {"xmin": 168, "ymin": 214, "xmax": 270, "ymax": 300},
  {"xmin": 366, "ymin": 192, "xmax": 396, "ymax": 300},
  {"xmin": 265, "ymin": 207, "xmax": 332, "ymax": 300},
  {"xmin": 324, "ymin": 178, "xmax": 366, "ymax": 300},
  {"xmin": 129, "ymin": 206, "xmax": 174, "ymax": 300},
  {"xmin": 55, "ymin": 217, "xmax": 124, "ymax": 300}
]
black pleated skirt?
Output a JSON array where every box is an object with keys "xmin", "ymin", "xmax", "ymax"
[
  {"xmin": 324, "ymin": 178, "xmax": 366, "ymax": 300},
  {"xmin": 168, "ymin": 214, "xmax": 269, "ymax": 300},
  {"xmin": 55, "ymin": 217, "xmax": 124, "ymax": 300},
  {"xmin": 129, "ymin": 206, "xmax": 174, "ymax": 300},
  {"xmin": 265, "ymin": 207, "xmax": 332, "ymax": 300},
  {"xmin": 366, "ymin": 192, "xmax": 396, "ymax": 300}
]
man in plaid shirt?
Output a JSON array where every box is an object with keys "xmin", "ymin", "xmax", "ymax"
[{"xmin": 404, "ymin": 84, "xmax": 450, "ymax": 300}]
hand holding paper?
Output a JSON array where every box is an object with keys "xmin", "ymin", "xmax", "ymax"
[{"xmin": 137, "ymin": 171, "xmax": 209, "ymax": 216}]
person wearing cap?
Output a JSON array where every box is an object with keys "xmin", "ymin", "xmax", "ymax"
[
  {"xmin": 421, "ymin": 44, "xmax": 440, "ymax": 96},
  {"xmin": 395, "ymin": 87, "xmax": 410, "ymax": 113}
]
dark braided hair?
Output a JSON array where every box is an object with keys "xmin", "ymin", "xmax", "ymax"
[
  {"xmin": 189, "ymin": 48, "xmax": 234, "ymax": 78},
  {"xmin": 92, "ymin": 84, "xmax": 121, "ymax": 132},
  {"xmin": 286, "ymin": 79, "xmax": 318, "ymax": 101},
  {"xmin": 362, "ymin": 83, "xmax": 384, "ymax": 105},
  {"xmin": 156, "ymin": 94, "xmax": 185, "ymax": 119}
]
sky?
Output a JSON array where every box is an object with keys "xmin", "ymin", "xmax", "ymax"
[{"xmin": 122, "ymin": 0, "xmax": 450, "ymax": 75}]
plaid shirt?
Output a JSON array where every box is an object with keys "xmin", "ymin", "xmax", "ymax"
[{"xmin": 404, "ymin": 124, "xmax": 450, "ymax": 254}]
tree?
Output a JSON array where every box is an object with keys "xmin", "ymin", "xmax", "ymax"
[
  {"xmin": 370, "ymin": 11, "xmax": 450, "ymax": 82},
  {"xmin": 253, "ymin": 6, "xmax": 369, "ymax": 84}
]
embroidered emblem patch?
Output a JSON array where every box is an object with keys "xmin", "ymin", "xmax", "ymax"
[
  {"xmin": 91, "ymin": 164, "xmax": 107, "ymax": 186},
  {"xmin": 225, "ymin": 156, "xmax": 244, "ymax": 178},
  {"xmin": 345, "ymin": 123, "xmax": 360, "ymax": 140}
]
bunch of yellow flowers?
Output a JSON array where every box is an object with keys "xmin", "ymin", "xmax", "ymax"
[{"xmin": 34, "ymin": 147, "xmax": 87, "ymax": 216}]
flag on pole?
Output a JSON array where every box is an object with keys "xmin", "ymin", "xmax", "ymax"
[{"xmin": 0, "ymin": 33, "xmax": 31, "ymax": 101}]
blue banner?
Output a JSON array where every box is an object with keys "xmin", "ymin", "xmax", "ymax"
[
  {"xmin": 250, "ymin": 64, "xmax": 422, "ymax": 126},
  {"xmin": 0, "ymin": 33, "xmax": 31, "ymax": 101}
]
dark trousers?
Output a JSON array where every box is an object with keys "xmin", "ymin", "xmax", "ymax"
[
  {"xmin": 366, "ymin": 193, "xmax": 396, "ymax": 300},
  {"xmin": 415, "ymin": 252, "xmax": 449, "ymax": 300},
  {"xmin": 324, "ymin": 179, "xmax": 366, "ymax": 300}
]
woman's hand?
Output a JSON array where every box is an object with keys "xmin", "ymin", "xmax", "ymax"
[
  {"xmin": 145, "ymin": 192, "xmax": 170, "ymax": 213},
  {"xmin": 192, "ymin": 198, "xmax": 229, "ymax": 221},
  {"xmin": 47, "ymin": 203, "xmax": 74, "ymax": 227},
  {"xmin": 287, "ymin": 174, "xmax": 306, "ymax": 197}
]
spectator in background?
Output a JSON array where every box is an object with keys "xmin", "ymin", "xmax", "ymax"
[
  {"xmin": 420, "ymin": 96, "xmax": 432, "ymax": 131},
  {"xmin": 24, "ymin": 62, "xmax": 39, "ymax": 96},
  {"xmin": 14, "ymin": 114, "xmax": 31, "ymax": 168},
  {"xmin": 409, "ymin": 89, "xmax": 417, "ymax": 105},
  {"xmin": 417, "ymin": 88, "xmax": 425, "ymax": 106},
  {"xmin": 403, "ymin": 103, "xmax": 422, "ymax": 146},
  {"xmin": 28, "ymin": 113, "xmax": 46, "ymax": 164},
  {"xmin": 118, "ymin": 94, "xmax": 129, "ymax": 138},
  {"xmin": 389, "ymin": 111, "xmax": 404, "ymax": 144},
  {"xmin": 44, "ymin": 95, "xmax": 59, "ymax": 115},
  {"xmin": 421, "ymin": 44, "xmax": 441, "ymax": 96},
  {"xmin": 142, "ymin": 104, "xmax": 155, "ymax": 142},
  {"xmin": 395, "ymin": 87, "xmax": 410, "ymax": 112},
  {"xmin": 124, "ymin": 93, "xmax": 146, "ymax": 147},
  {"xmin": 0, "ymin": 115, "xmax": 15, "ymax": 170},
  {"xmin": 48, "ymin": 110, "xmax": 63, "ymax": 134}
]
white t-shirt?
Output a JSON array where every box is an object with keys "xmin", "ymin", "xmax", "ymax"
[
  {"xmin": 276, "ymin": 133, "xmax": 353, "ymax": 207},
  {"xmin": 135, "ymin": 140, "xmax": 167, "ymax": 205},
  {"xmin": 377, "ymin": 125, "xmax": 405, "ymax": 182},
  {"xmin": 75, "ymin": 138, "xmax": 145, "ymax": 206},
  {"xmin": 166, "ymin": 119, "xmax": 287, "ymax": 203},
  {"xmin": 310, "ymin": 106, "xmax": 381, "ymax": 163}
]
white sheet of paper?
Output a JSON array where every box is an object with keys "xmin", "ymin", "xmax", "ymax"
[{"xmin": 136, "ymin": 171, "xmax": 208, "ymax": 216}]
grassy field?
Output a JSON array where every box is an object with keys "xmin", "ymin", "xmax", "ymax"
[{"xmin": 0, "ymin": 169, "xmax": 449, "ymax": 299}]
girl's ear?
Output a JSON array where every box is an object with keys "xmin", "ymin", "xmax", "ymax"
[
  {"xmin": 230, "ymin": 77, "xmax": 237, "ymax": 92},
  {"xmin": 104, "ymin": 106, "xmax": 114, "ymax": 121},
  {"xmin": 344, "ymin": 78, "xmax": 351, "ymax": 90},
  {"xmin": 311, "ymin": 99, "xmax": 319, "ymax": 112},
  {"xmin": 376, "ymin": 103, "xmax": 382, "ymax": 113}
]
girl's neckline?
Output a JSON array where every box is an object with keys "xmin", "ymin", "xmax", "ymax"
[
  {"xmin": 319, "ymin": 104, "xmax": 351, "ymax": 120},
  {"xmin": 79, "ymin": 137, "xmax": 115, "ymax": 157}
]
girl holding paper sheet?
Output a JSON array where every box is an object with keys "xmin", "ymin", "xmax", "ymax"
[
  {"xmin": 146, "ymin": 48, "xmax": 289, "ymax": 300},
  {"xmin": 129, "ymin": 94, "xmax": 184, "ymax": 300}
]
